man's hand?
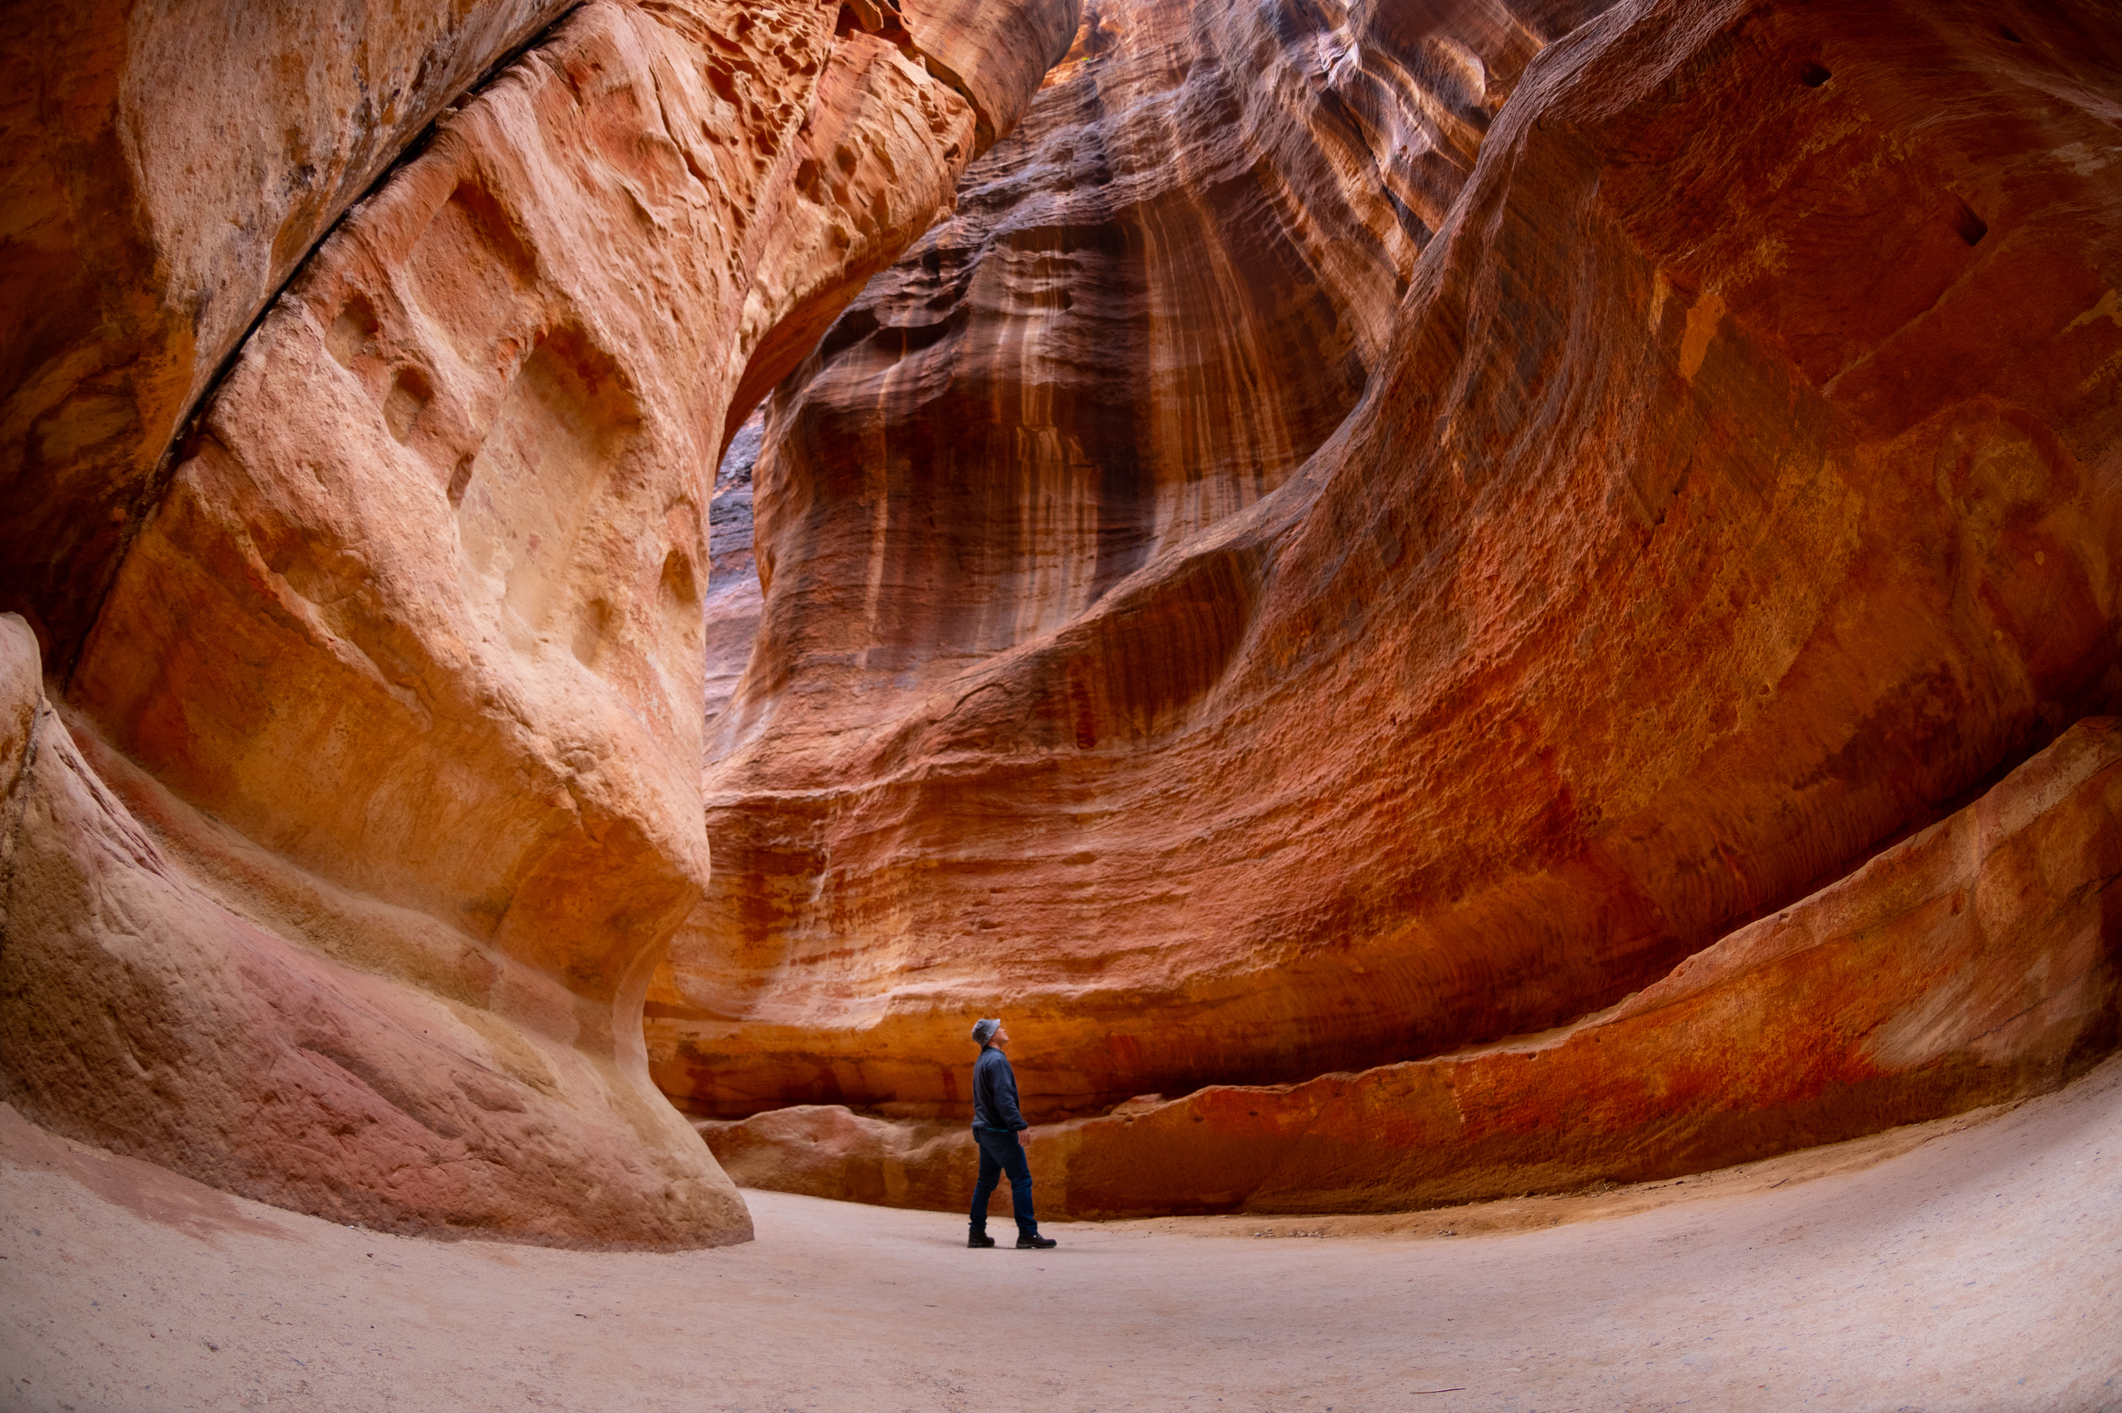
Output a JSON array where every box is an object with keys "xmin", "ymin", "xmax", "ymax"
[{"xmin": 1018, "ymin": 1128, "xmax": 1030, "ymax": 1150}]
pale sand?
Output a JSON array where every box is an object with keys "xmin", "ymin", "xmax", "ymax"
[{"xmin": 3, "ymin": 1057, "xmax": 2119, "ymax": 1413}]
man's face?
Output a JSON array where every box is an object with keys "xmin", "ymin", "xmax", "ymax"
[{"xmin": 992, "ymin": 1021, "xmax": 1011, "ymax": 1049}]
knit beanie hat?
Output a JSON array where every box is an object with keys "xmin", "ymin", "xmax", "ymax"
[{"xmin": 972, "ymin": 1017, "xmax": 1001, "ymax": 1047}]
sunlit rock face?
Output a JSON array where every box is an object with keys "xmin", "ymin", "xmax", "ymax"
[
  {"xmin": 0, "ymin": 0, "xmax": 1077, "ymax": 1247},
  {"xmin": 0, "ymin": 0, "xmax": 578, "ymax": 670},
  {"xmin": 650, "ymin": 0, "xmax": 2122, "ymax": 1153}
]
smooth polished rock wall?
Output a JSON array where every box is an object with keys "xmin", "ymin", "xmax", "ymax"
[{"xmin": 0, "ymin": 0, "xmax": 577, "ymax": 670}]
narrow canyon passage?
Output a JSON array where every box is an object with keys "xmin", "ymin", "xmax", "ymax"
[
  {"xmin": 651, "ymin": 0, "xmax": 2122, "ymax": 1221},
  {"xmin": 6, "ymin": 0, "xmax": 2122, "ymax": 1405},
  {"xmin": 5, "ymin": 1056, "xmax": 2118, "ymax": 1413}
]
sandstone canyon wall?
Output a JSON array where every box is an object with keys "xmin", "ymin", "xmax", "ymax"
[
  {"xmin": 0, "ymin": 0, "xmax": 577, "ymax": 672},
  {"xmin": 653, "ymin": 0, "xmax": 2122, "ymax": 1209},
  {"xmin": 705, "ymin": 717, "xmax": 2122, "ymax": 1215},
  {"xmin": 1, "ymin": 0, "xmax": 1077, "ymax": 1247},
  {"xmin": 8, "ymin": 0, "xmax": 2122, "ymax": 1242},
  {"xmin": 657, "ymin": 0, "xmax": 1626, "ymax": 1118}
]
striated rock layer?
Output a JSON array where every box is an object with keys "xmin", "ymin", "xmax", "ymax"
[
  {"xmin": 1, "ymin": 0, "xmax": 1076, "ymax": 1246},
  {"xmin": 652, "ymin": 0, "xmax": 2122, "ymax": 1142},
  {"xmin": 704, "ymin": 410, "xmax": 769, "ymax": 731},
  {"xmin": 702, "ymin": 717, "xmax": 2122, "ymax": 1217}
]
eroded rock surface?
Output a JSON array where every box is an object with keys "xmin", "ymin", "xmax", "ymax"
[
  {"xmin": 1, "ymin": 0, "xmax": 1076, "ymax": 1246},
  {"xmin": 653, "ymin": 0, "xmax": 2122, "ymax": 1140},
  {"xmin": 705, "ymin": 410, "xmax": 768, "ymax": 731},
  {"xmin": 702, "ymin": 717, "xmax": 2122, "ymax": 1216},
  {"xmin": 2, "ymin": 615, "xmax": 746, "ymax": 1245},
  {"xmin": 10, "ymin": 0, "xmax": 2122, "ymax": 1239},
  {"xmin": 0, "ymin": 0, "xmax": 577, "ymax": 670}
]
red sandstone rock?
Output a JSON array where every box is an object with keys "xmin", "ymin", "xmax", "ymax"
[
  {"xmin": 1, "ymin": 0, "xmax": 1075, "ymax": 1246},
  {"xmin": 897, "ymin": 0, "xmax": 1085, "ymax": 153},
  {"xmin": 0, "ymin": 0, "xmax": 577, "ymax": 669},
  {"xmin": 11, "ymin": 0, "xmax": 2122, "ymax": 1242},
  {"xmin": 702, "ymin": 717, "xmax": 2122, "ymax": 1216},
  {"xmin": 652, "ymin": 0, "xmax": 2122, "ymax": 1135}
]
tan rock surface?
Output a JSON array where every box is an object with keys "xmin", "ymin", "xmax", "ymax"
[
  {"xmin": 10, "ymin": 0, "xmax": 2121, "ymax": 1251},
  {"xmin": 0, "ymin": 0, "xmax": 576, "ymax": 668},
  {"xmin": 1, "ymin": 614, "xmax": 747, "ymax": 1246},
  {"xmin": 652, "ymin": 0, "xmax": 2122, "ymax": 1142},
  {"xmin": 71, "ymin": 0, "xmax": 983, "ymax": 986},
  {"xmin": 701, "ymin": 717, "xmax": 2122, "ymax": 1216},
  {"xmin": 3, "ymin": 0, "xmax": 1076, "ymax": 1246}
]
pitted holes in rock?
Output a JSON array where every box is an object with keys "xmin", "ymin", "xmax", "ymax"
[
  {"xmin": 326, "ymin": 292, "xmax": 381, "ymax": 368},
  {"xmin": 1953, "ymin": 199, "xmax": 1989, "ymax": 247},
  {"xmin": 572, "ymin": 598, "xmax": 613, "ymax": 671},
  {"xmin": 453, "ymin": 326, "xmax": 641, "ymax": 654},
  {"xmin": 407, "ymin": 180, "xmax": 539, "ymax": 363},
  {"xmin": 447, "ymin": 454, "xmax": 475, "ymax": 508},
  {"xmin": 384, "ymin": 367, "xmax": 435, "ymax": 443},
  {"xmin": 660, "ymin": 547, "xmax": 699, "ymax": 606}
]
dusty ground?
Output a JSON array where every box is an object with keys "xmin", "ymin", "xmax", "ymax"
[{"xmin": 3, "ymin": 1059, "xmax": 2119, "ymax": 1413}]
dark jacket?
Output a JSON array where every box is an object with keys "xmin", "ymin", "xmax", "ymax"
[{"xmin": 972, "ymin": 1045, "xmax": 1027, "ymax": 1131}]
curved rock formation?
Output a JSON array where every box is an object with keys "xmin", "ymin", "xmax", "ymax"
[
  {"xmin": 703, "ymin": 716, "xmax": 2122, "ymax": 1216},
  {"xmin": 1, "ymin": 0, "xmax": 1076, "ymax": 1246},
  {"xmin": 9, "ymin": 0, "xmax": 2121, "ymax": 1241},
  {"xmin": 4, "ymin": 612, "xmax": 745, "ymax": 1244},
  {"xmin": 0, "ymin": 0, "xmax": 576, "ymax": 670},
  {"xmin": 651, "ymin": 0, "xmax": 2122, "ymax": 1163}
]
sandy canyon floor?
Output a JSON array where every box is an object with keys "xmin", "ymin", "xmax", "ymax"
[{"xmin": 3, "ymin": 1059, "xmax": 2119, "ymax": 1413}]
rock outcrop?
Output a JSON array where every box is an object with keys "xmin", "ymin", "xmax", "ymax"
[
  {"xmin": 3, "ymin": 613, "xmax": 749, "ymax": 1244},
  {"xmin": 1, "ymin": 0, "xmax": 1076, "ymax": 1246},
  {"xmin": 702, "ymin": 717, "xmax": 2122, "ymax": 1216},
  {"xmin": 651, "ymin": 0, "xmax": 2122, "ymax": 1158}
]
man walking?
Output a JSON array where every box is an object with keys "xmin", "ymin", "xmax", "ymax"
[{"xmin": 968, "ymin": 1017, "xmax": 1056, "ymax": 1249}]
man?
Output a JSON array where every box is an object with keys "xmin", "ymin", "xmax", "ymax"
[{"xmin": 968, "ymin": 1017, "xmax": 1057, "ymax": 1249}]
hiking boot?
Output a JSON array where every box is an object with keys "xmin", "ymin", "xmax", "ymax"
[
  {"xmin": 968, "ymin": 1232, "xmax": 996, "ymax": 1248},
  {"xmin": 1016, "ymin": 1233, "xmax": 1058, "ymax": 1249}
]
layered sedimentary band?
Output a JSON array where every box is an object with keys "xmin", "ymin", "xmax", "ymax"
[
  {"xmin": 701, "ymin": 718, "xmax": 2122, "ymax": 1216},
  {"xmin": 652, "ymin": 0, "xmax": 2122, "ymax": 1152},
  {"xmin": 7, "ymin": 0, "xmax": 2122, "ymax": 1240}
]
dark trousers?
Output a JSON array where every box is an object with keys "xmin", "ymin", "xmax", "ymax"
[{"xmin": 970, "ymin": 1126, "xmax": 1037, "ymax": 1237}]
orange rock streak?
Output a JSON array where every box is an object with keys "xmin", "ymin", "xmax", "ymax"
[
  {"xmin": 703, "ymin": 718, "xmax": 2122, "ymax": 1216},
  {"xmin": 653, "ymin": 0, "xmax": 2122, "ymax": 1155}
]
